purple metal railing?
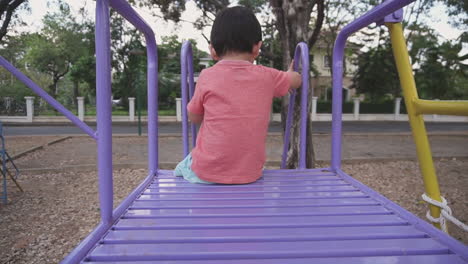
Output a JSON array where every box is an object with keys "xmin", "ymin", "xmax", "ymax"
[
  {"xmin": 180, "ymin": 41, "xmax": 197, "ymax": 157},
  {"xmin": 281, "ymin": 42, "xmax": 310, "ymax": 169},
  {"xmin": 179, "ymin": 42, "xmax": 310, "ymax": 168},
  {"xmin": 0, "ymin": 57, "xmax": 97, "ymax": 139},
  {"xmin": 62, "ymin": 0, "xmax": 159, "ymax": 262},
  {"xmin": 62, "ymin": 0, "xmax": 426, "ymax": 262},
  {"xmin": 95, "ymin": 0, "xmax": 113, "ymax": 226},
  {"xmin": 107, "ymin": 0, "xmax": 159, "ymax": 175},
  {"xmin": 331, "ymin": 0, "xmax": 415, "ymax": 170}
]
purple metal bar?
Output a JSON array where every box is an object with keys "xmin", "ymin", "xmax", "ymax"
[
  {"xmin": 63, "ymin": 0, "xmax": 159, "ymax": 262},
  {"xmin": 61, "ymin": 221, "xmax": 111, "ymax": 264},
  {"xmin": 281, "ymin": 90, "xmax": 296, "ymax": 169},
  {"xmin": 95, "ymin": 0, "xmax": 113, "ymax": 227},
  {"xmin": 181, "ymin": 41, "xmax": 197, "ymax": 157},
  {"xmin": 71, "ymin": 163, "xmax": 468, "ymax": 263},
  {"xmin": 181, "ymin": 42, "xmax": 190, "ymax": 156},
  {"xmin": 109, "ymin": 0, "xmax": 159, "ymax": 175},
  {"xmin": 281, "ymin": 42, "xmax": 309, "ymax": 169},
  {"xmin": 331, "ymin": 0, "xmax": 415, "ymax": 170},
  {"xmin": 0, "ymin": 56, "xmax": 97, "ymax": 140},
  {"xmin": 187, "ymin": 50, "xmax": 197, "ymax": 148},
  {"xmin": 336, "ymin": 168, "xmax": 468, "ymax": 260},
  {"xmin": 84, "ymin": 163, "xmax": 468, "ymax": 261},
  {"xmin": 62, "ymin": 173, "xmax": 156, "ymax": 264},
  {"xmin": 297, "ymin": 43, "xmax": 310, "ymax": 169}
]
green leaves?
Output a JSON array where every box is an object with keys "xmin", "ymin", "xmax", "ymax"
[
  {"xmin": 443, "ymin": 0, "xmax": 468, "ymax": 29},
  {"xmin": 415, "ymin": 38, "xmax": 467, "ymax": 99},
  {"xmin": 352, "ymin": 43, "xmax": 400, "ymax": 101},
  {"xmin": 354, "ymin": 25, "xmax": 468, "ymax": 102},
  {"xmin": 111, "ymin": 33, "xmax": 209, "ymax": 109}
]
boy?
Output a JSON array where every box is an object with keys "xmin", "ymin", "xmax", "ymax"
[{"xmin": 174, "ymin": 6, "xmax": 302, "ymax": 184}]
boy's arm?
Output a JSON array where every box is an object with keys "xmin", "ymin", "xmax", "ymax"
[
  {"xmin": 188, "ymin": 111, "xmax": 204, "ymax": 124},
  {"xmin": 287, "ymin": 60, "xmax": 302, "ymax": 91},
  {"xmin": 187, "ymin": 70, "xmax": 206, "ymax": 124}
]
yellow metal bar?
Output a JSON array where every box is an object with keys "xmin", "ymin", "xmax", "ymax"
[
  {"xmin": 386, "ymin": 23, "xmax": 443, "ymax": 230},
  {"xmin": 414, "ymin": 99, "xmax": 468, "ymax": 116}
]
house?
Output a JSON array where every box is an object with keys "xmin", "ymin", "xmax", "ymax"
[
  {"xmin": 310, "ymin": 36, "xmax": 361, "ymax": 101},
  {"xmin": 198, "ymin": 57, "xmax": 211, "ymax": 69}
]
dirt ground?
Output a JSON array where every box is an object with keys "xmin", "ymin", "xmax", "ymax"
[
  {"xmin": 8, "ymin": 133, "xmax": 468, "ymax": 170},
  {"xmin": 3, "ymin": 136, "xmax": 64, "ymax": 158},
  {"xmin": 0, "ymin": 134, "xmax": 467, "ymax": 263}
]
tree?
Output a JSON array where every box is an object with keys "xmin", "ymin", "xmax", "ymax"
[
  {"xmin": 352, "ymin": 43, "xmax": 400, "ymax": 101},
  {"xmin": 414, "ymin": 35, "xmax": 468, "ymax": 99},
  {"xmin": 402, "ymin": 0, "xmax": 435, "ymax": 43},
  {"xmin": 69, "ymin": 21, "xmax": 96, "ymax": 102},
  {"xmin": 264, "ymin": 0, "xmax": 325, "ymax": 168},
  {"xmin": 112, "ymin": 29, "xmax": 147, "ymax": 107},
  {"xmin": 24, "ymin": 33, "xmax": 69, "ymax": 98},
  {"xmin": 353, "ymin": 0, "xmax": 468, "ymax": 102},
  {"xmin": 0, "ymin": 33, "xmax": 53, "ymax": 100},
  {"xmin": 321, "ymin": 1, "xmax": 373, "ymax": 74},
  {"xmin": 442, "ymin": 0, "xmax": 468, "ymax": 29},
  {"xmin": 158, "ymin": 35, "xmax": 208, "ymax": 109},
  {"xmin": 24, "ymin": 2, "xmax": 90, "ymax": 98},
  {"xmin": 0, "ymin": 31, "xmax": 27, "ymax": 64},
  {"xmin": 0, "ymin": 0, "xmax": 27, "ymax": 42},
  {"xmin": 112, "ymin": 33, "xmax": 208, "ymax": 109}
]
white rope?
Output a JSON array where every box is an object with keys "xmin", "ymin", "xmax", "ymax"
[{"xmin": 421, "ymin": 193, "xmax": 468, "ymax": 233}]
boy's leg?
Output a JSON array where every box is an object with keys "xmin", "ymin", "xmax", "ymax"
[
  {"xmin": 173, "ymin": 154, "xmax": 214, "ymax": 184},
  {"xmin": 174, "ymin": 154, "xmax": 190, "ymax": 177}
]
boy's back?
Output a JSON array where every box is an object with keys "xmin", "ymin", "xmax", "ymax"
[
  {"xmin": 188, "ymin": 60, "xmax": 290, "ymax": 184},
  {"xmin": 174, "ymin": 6, "xmax": 301, "ymax": 185}
]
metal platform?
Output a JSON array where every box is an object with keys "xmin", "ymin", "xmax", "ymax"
[
  {"xmin": 82, "ymin": 169, "xmax": 468, "ymax": 263},
  {"xmin": 2, "ymin": 0, "xmax": 466, "ymax": 262}
]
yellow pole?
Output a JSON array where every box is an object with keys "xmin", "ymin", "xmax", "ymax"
[
  {"xmin": 386, "ymin": 22, "xmax": 443, "ymax": 230},
  {"xmin": 414, "ymin": 99, "xmax": 468, "ymax": 116}
]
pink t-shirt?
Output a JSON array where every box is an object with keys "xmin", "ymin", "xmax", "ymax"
[{"xmin": 188, "ymin": 60, "xmax": 290, "ymax": 184}]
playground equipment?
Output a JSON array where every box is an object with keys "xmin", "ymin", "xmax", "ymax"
[
  {"xmin": 0, "ymin": 121, "xmax": 22, "ymax": 204},
  {"xmin": 0, "ymin": 0, "xmax": 466, "ymax": 262}
]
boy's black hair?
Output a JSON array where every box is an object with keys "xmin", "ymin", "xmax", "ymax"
[{"xmin": 210, "ymin": 6, "xmax": 262, "ymax": 57}]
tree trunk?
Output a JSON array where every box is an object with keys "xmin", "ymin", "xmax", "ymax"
[
  {"xmin": 73, "ymin": 81, "xmax": 79, "ymax": 106},
  {"xmin": 283, "ymin": 71, "xmax": 315, "ymax": 169},
  {"xmin": 53, "ymin": 79, "xmax": 59, "ymax": 99},
  {"xmin": 49, "ymin": 83, "xmax": 57, "ymax": 99},
  {"xmin": 270, "ymin": 0, "xmax": 323, "ymax": 169}
]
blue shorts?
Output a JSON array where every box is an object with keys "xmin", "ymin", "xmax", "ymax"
[{"xmin": 173, "ymin": 153, "xmax": 214, "ymax": 184}]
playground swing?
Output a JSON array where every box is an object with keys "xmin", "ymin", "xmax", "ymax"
[
  {"xmin": 0, "ymin": 121, "xmax": 23, "ymax": 204},
  {"xmin": 0, "ymin": 0, "xmax": 467, "ymax": 263}
]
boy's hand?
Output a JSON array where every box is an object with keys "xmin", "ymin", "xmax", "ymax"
[
  {"xmin": 287, "ymin": 60, "xmax": 302, "ymax": 91},
  {"xmin": 288, "ymin": 60, "xmax": 295, "ymax": 72}
]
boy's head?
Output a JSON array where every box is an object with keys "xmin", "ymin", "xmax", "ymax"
[{"xmin": 210, "ymin": 6, "xmax": 262, "ymax": 59}]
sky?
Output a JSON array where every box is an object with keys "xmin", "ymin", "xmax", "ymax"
[
  {"xmin": 19, "ymin": 0, "xmax": 465, "ymax": 54},
  {"xmin": 22, "ymin": 0, "xmax": 213, "ymax": 52}
]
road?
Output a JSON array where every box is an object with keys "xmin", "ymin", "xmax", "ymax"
[{"xmin": 4, "ymin": 121, "xmax": 468, "ymax": 136}]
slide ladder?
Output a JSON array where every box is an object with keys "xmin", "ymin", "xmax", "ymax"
[{"xmin": 0, "ymin": 121, "xmax": 23, "ymax": 204}]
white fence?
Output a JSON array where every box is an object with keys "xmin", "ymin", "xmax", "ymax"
[{"xmin": 1, "ymin": 96, "xmax": 467, "ymax": 123}]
